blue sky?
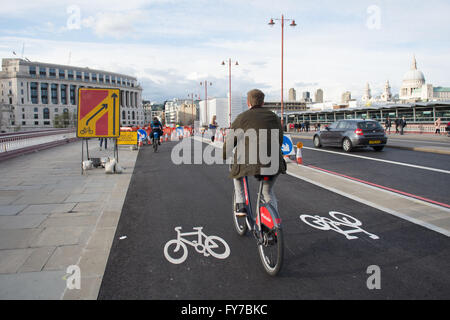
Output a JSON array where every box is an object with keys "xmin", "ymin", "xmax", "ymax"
[{"xmin": 1, "ymin": 0, "xmax": 449, "ymax": 103}]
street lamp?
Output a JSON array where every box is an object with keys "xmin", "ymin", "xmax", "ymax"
[
  {"xmin": 200, "ymin": 81, "xmax": 213, "ymax": 126},
  {"xmin": 268, "ymin": 14, "xmax": 297, "ymax": 127},
  {"xmin": 221, "ymin": 59, "xmax": 239, "ymax": 128},
  {"xmin": 187, "ymin": 93, "xmax": 198, "ymax": 126}
]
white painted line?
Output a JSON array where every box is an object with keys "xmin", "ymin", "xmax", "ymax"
[
  {"xmin": 287, "ymin": 170, "xmax": 450, "ymax": 237},
  {"xmin": 302, "ymin": 146, "xmax": 450, "ymax": 175},
  {"xmin": 388, "ymin": 138, "xmax": 450, "ymax": 146}
]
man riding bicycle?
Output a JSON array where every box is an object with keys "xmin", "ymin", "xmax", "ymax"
[
  {"xmin": 223, "ymin": 89, "xmax": 286, "ymax": 218},
  {"xmin": 150, "ymin": 117, "xmax": 163, "ymax": 145}
]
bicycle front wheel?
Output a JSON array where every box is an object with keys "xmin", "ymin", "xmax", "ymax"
[{"xmin": 258, "ymin": 226, "xmax": 284, "ymax": 276}]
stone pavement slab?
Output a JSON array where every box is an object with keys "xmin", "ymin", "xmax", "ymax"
[
  {"xmin": 0, "ymin": 140, "xmax": 139, "ymax": 299},
  {"xmin": 0, "ymin": 271, "xmax": 67, "ymax": 300}
]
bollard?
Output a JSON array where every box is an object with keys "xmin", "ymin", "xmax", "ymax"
[{"xmin": 296, "ymin": 142, "xmax": 303, "ymax": 165}]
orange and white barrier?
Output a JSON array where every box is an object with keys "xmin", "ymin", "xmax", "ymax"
[{"xmin": 296, "ymin": 142, "xmax": 303, "ymax": 165}]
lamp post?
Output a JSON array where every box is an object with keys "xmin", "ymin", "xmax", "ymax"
[
  {"xmin": 200, "ymin": 81, "xmax": 212, "ymax": 126},
  {"xmin": 221, "ymin": 59, "xmax": 239, "ymax": 128},
  {"xmin": 268, "ymin": 15, "xmax": 297, "ymax": 127},
  {"xmin": 187, "ymin": 93, "xmax": 198, "ymax": 126}
]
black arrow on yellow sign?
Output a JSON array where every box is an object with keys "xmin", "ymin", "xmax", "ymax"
[
  {"xmin": 112, "ymin": 93, "xmax": 118, "ymax": 135},
  {"xmin": 86, "ymin": 104, "xmax": 108, "ymax": 126}
]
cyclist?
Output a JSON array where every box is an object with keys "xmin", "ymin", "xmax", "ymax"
[
  {"xmin": 223, "ymin": 89, "xmax": 286, "ymax": 217},
  {"xmin": 150, "ymin": 117, "xmax": 163, "ymax": 145}
]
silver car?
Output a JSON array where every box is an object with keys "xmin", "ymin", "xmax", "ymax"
[{"xmin": 313, "ymin": 120, "xmax": 388, "ymax": 152}]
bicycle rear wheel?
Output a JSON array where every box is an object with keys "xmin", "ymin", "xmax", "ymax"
[
  {"xmin": 153, "ymin": 138, "xmax": 158, "ymax": 152},
  {"xmin": 258, "ymin": 226, "xmax": 284, "ymax": 276},
  {"xmin": 232, "ymin": 192, "xmax": 248, "ymax": 236}
]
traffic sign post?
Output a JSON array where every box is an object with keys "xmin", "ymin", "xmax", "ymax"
[{"xmin": 77, "ymin": 88, "xmax": 121, "ymax": 174}]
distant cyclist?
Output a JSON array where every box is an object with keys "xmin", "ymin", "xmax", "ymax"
[
  {"xmin": 150, "ymin": 117, "xmax": 163, "ymax": 145},
  {"xmin": 223, "ymin": 89, "xmax": 286, "ymax": 217}
]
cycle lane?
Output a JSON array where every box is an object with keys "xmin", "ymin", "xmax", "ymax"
[{"xmin": 98, "ymin": 140, "xmax": 450, "ymax": 300}]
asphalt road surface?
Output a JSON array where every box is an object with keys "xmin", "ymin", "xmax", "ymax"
[
  {"xmin": 98, "ymin": 139, "xmax": 450, "ymax": 300},
  {"xmin": 292, "ymin": 137, "xmax": 450, "ymax": 206}
]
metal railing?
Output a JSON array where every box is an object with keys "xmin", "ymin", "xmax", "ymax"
[{"xmin": 0, "ymin": 129, "xmax": 76, "ymax": 153}]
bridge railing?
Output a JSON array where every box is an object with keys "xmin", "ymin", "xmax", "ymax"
[{"xmin": 0, "ymin": 129, "xmax": 77, "ymax": 153}]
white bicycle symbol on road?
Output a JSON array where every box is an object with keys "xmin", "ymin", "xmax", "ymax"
[
  {"xmin": 300, "ymin": 211, "xmax": 380, "ymax": 240},
  {"xmin": 164, "ymin": 227, "xmax": 231, "ymax": 264}
]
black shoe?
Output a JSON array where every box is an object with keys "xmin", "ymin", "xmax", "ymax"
[{"xmin": 235, "ymin": 203, "xmax": 247, "ymax": 217}]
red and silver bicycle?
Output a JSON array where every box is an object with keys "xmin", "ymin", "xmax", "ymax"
[{"xmin": 232, "ymin": 175, "xmax": 284, "ymax": 276}]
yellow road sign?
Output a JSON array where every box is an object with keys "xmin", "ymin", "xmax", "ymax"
[
  {"xmin": 117, "ymin": 132, "xmax": 138, "ymax": 145},
  {"xmin": 77, "ymin": 88, "xmax": 120, "ymax": 138}
]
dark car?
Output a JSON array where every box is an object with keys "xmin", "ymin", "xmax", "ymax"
[{"xmin": 313, "ymin": 119, "xmax": 388, "ymax": 152}]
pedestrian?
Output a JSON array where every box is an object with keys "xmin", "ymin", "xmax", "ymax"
[
  {"xmin": 400, "ymin": 117, "xmax": 407, "ymax": 135},
  {"xmin": 435, "ymin": 118, "xmax": 442, "ymax": 135},
  {"xmin": 394, "ymin": 118, "xmax": 399, "ymax": 134},
  {"xmin": 210, "ymin": 115, "xmax": 218, "ymax": 142},
  {"xmin": 294, "ymin": 122, "xmax": 299, "ymax": 133},
  {"xmin": 305, "ymin": 120, "xmax": 310, "ymax": 132},
  {"xmin": 317, "ymin": 123, "xmax": 321, "ymax": 131},
  {"xmin": 385, "ymin": 117, "xmax": 392, "ymax": 134},
  {"xmin": 99, "ymin": 137, "xmax": 107, "ymax": 150},
  {"xmin": 300, "ymin": 122, "xmax": 305, "ymax": 132}
]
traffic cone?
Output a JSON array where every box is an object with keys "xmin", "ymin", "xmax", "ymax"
[
  {"xmin": 165, "ymin": 134, "xmax": 168, "ymax": 142},
  {"xmin": 296, "ymin": 142, "xmax": 303, "ymax": 165}
]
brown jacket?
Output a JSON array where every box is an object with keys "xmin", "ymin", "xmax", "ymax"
[{"xmin": 223, "ymin": 106, "xmax": 287, "ymax": 179}]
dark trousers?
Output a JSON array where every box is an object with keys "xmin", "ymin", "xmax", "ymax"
[{"xmin": 100, "ymin": 138, "xmax": 107, "ymax": 149}]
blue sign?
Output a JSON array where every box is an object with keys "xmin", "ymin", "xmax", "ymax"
[
  {"xmin": 137, "ymin": 129, "xmax": 147, "ymax": 141},
  {"xmin": 282, "ymin": 135, "xmax": 294, "ymax": 156},
  {"xmin": 176, "ymin": 127, "xmax": 184, "ymax": 136}
]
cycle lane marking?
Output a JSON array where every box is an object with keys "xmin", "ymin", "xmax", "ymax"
[
  {"xmin": 163, "ymin": 226, "xmax": 231, "ymax": 265},
  {"xmin": 287, "ymin": 169, "xmax": 450, "ymax": 237},
  {"xmin": 300, "ymin": 211, "xmax": 380, "ymax": 240}
]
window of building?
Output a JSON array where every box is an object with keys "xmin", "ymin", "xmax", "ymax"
[
  {"xmin": 29, "ymin": 66, "xmax": 36, "ymax": 77},
  {"xmin": 70, "ymin": 86, "xmax": 76, "ymax": 105},
  {"xmin": 44, "ymin": 121, "xmax": 50, "ymax": 125},
  {"xmin": 34, "ymin": 114, "xmax": 38, "ymax": 119},
  {"xmin": 35, "ymin": 121, "xmax": 39, "ymax": 125},
  {"xmin": 39, "ymin": 67, "xmax": 47, "ymax": 77},
  {"xmin": 112, "ymin": 77, "xmax": 116, "ymax": 84},
  {"xmin": 76, "ymin": 71, "xmax": 82, "ymax": 80},
  {"xmin": 22, "ymin": 114, "xmax": 25, "ymax": 119},
  {"xmin": 59, "ymin": 69, "xmax": 66, "ymax": 79},
  {"xmin": 51, "ymin": 84, "xmax": 58, "ymax": 104},
  {"xmin": 31, "ymin": 82, "xmax": 38, "ymax": 104},
  {"xmin": 84, "ymin": 73, "xmax": 90, "ymax": 82},
  {"xmin": 68, "ymin": 70, "xmax": 74, "ymax": 79},
  {"xmin": 22, "ymin": 121, "xmax": 26, "ymax": 126},
  {"xmin": 49, "ymin": 68, "xmax": 56, "ymax": 78},
  {"xmin": 99, "ymin": 74, "xmax": 104, "ymax": 83},
  {"xmin": 92, "ymin": 74, "xmax": 97, "ymax": 81},
  {"xmin": 106, "ymin": 75, "xmax": 110, "ymax": 83},
  {"xmin": 21, "ymin": 98, "xmax": 24, "ymax": 104},
  {"xmin": 41, "ymin": 83, "xmax": 48, "ymax": 104},
  {"xmin": 60, "ymin": 85, "xmax": 67, "ymax": 105},
  {"xmin": 34, "ymin": 107, "xmax": 38, "ymax": 112},
  {"xmin": 43, "ymin": 107, "xmax": 50, "ymax": 119}
]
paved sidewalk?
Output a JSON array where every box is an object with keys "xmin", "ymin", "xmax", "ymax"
[{"xmin": 0, "ymin": 140, "xmax": 138, "ymax": 299}]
